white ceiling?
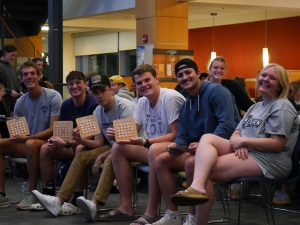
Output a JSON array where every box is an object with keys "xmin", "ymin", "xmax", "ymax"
[{"xmin": 59, "ymin": 0, "xmax": 300, "ymax": 33}]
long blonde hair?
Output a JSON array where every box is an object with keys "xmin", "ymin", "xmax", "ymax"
[{"xmin": 256, "ymin": 63, "xmax": 289, "ymax": 99}]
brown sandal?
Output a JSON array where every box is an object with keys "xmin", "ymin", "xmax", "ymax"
[
  {"xmin": 130, "ymin": 214, "xmax": 157, "ymax": 225},
  {"xmin": 97, "ymin": 208, "xmax": 136, "ymax": 221}
]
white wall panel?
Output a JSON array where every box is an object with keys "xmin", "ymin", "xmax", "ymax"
[{"xmin": 74, "ymin": 31, "xmax": 136, "ymax": 56}]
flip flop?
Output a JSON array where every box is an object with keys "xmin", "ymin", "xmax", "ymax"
[
  {"xmin": 97, "ymin": 208, "xmax": 136, "ymax": 221},
  {"xmin": 130, "ymin": 214, "xmax": 157, "ymax": 225}
]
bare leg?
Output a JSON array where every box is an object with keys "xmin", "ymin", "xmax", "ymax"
[
  {"xmin": 143, "ymin": 143, "xmax": 172, "ymax": 216},
  {"xmin": 112, "ymin": 143, "xmax": 148, "ymax": 216},
  {"xmin": 40, "ymin": 143, "xmax": 74, "ymax": 187},
  {"xmin": 191, "ymin": 134, "xmax": 263, "ymax": 225},
  {"xmin": 191, "ymin": 134, "xmax": 233, "ymax": 193},
  {"xmin": 24, "ymin": 139, "xmax": 46, "ymax": 191},
  {"xmin": 195, "ymin": 180, "xmax": 214, "ymax": 225},
  {"xmin": 0, "ymin": 139, "xmax": 25, "ymax": 193},
  {"xmin": 155, "ymin": 149, "xmax": 193, "ymax": 211},
  {"xmin": 184, "ymin": 156, "xmax": 196, "ymax": 215}
]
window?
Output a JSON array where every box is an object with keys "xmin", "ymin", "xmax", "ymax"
[{"xmin": 76, "ymin": 50, "xmax": 136, "ymax": 76}]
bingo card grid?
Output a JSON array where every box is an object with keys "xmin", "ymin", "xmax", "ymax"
[
  {"xmin": 53, "ymin": 121, "xmax": 73, "ymax": 141},
  {"xmin": 113, "ymin": 118, "xmax": 138, "ymax": 142},
  {"xmin": 6, "ymin": 117, "xmax": 30, "ymax": 137},
  {"xmin": 76, "ymin": 115, "xmax": 100, "ymax": 138}
]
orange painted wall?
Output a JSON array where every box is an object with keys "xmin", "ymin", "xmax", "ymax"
[{"xmin": 189, "ymin": 16, "xmax": 300, "ymax": 79}]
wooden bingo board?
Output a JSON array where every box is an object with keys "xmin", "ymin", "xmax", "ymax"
[
  {"xmin": 53, "ymin": 121, "xmax": 73, "ymax": 141},
  {"xmin": 6, "ymin": 117, "xmax": 30, "ymax": 137},
  {"xmin": 76, "ymin": 115, "xmax": 100, "ymax": 137},
  {"xmin": 113, "ymin": 118, "xmax": 138, "ymax": 142}
]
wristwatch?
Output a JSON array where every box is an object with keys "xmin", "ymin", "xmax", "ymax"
[
  {"xmin": 65, "ymin": 141, "xmax": 71, "ymax": 148},
  {"xmin": 144, "ymin": 139, "xmax": 151, "ymax": 148}
]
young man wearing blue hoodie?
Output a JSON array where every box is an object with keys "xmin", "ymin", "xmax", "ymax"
[{"xmin": 132, "ymin": 58, "xmax": 240, "ymax": 225}]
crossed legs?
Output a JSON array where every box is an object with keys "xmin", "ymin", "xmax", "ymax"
[{"xmin": 183, "ymin": 134, "xmax": 263, "ymax": 225}]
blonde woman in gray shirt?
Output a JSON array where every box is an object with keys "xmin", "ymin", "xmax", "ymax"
[{"xmin": 171, "ymin": 63, "xmax": 299, "ymax": 225}]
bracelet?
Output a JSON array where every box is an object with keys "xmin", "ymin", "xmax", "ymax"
[{"xmin": 144, "ymin": 138, "xmax": 151, "ymax": 148}]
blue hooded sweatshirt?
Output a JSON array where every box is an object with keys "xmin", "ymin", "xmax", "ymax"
[{"xmin": 175, "ymin": 81, "xmax": 240, "ymax": 146}]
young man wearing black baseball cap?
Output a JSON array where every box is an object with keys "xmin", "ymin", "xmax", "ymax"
[
  {"xmin": 32, "ymin": 73, "xmax": 137, "ymax": 217},
  {"xmin": 92, "ymin": 64, "xmax": 185, "ymax": 223}
]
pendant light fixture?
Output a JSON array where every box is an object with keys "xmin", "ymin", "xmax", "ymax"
[
  {"xmin": 210, "ymin": 12, "xmax": 217, "ymax": 62},
  {"xmin": 262, "ymin": 10, "xmax": 269, "ymax": 67}
]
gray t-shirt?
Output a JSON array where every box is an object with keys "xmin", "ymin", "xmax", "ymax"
[
  {"xmin": 14, "ymin": 88, "xmax": 63, "ymax": 135},
  {"xmin": 134, "ymin": 88, "xmax": 185, "ymax": 139},
  {"xmin": 93, "ymin": 95, "xmax": 136, "ymax": 145},
  {"xmin": 236, "ymin": 98, "xmax": 299, "ymax": 178}
]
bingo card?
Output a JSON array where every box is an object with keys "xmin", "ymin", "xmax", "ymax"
[
  {"xmin": 53, "ymin": 121, "xmax": 73, "ymax": 141},
  {"xmin": 76, "ymin": 115, "xmax": 100, "ymax": 137},
  {"xmin": 6, "ymin": 117, "xmax": 30, "ymax": 137},
  {"xmin": 113, "ymin": 118, "xmax": 138, "ymax": 142}
]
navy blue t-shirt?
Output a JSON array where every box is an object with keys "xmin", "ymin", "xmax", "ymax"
[{"xmin": 59, "ymin": 94, "xmax": 97, "ymax": 127}]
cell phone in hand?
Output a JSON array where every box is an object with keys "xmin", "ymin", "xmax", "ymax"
[{"xmin": 168, "ymin": 145, "xmax": 188, "ymax": 154}]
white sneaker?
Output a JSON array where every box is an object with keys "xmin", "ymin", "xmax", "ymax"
[
  {"xmin": 76, "ymin": 196, "xmax": 96, "ymax": 221},
  {"xmin": 0, "ymin": 194, "xmax": 10, "ymax": 208},
  {"xmin": 31, "ymin": 190, "xmax": 62, "ymax": 216},
  {"xmin": 152, "ymin": 210, "xmax": 182, "ymax": 225},
  {"xmin": 16, "ymin": 194, "xmax": 37, "ymax": 210},
  {"xmin": 183, "ymin": 214, "xmax": 195, "ymax": 225},
  {"xmin": 60, "ymin": 202, "xmax": 81, "ymax": 216}
]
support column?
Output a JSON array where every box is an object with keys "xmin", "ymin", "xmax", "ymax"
[
  {"xmin": 48, "ymin": 0, "xmax": 63, "ymax": 94},
  {"xmin": 136, "ymin": 0, "xmax": 188, "ymax": 49},
  {"xmin": 135, "ymin": 0, "xmax": 192, "ymax": 79}
]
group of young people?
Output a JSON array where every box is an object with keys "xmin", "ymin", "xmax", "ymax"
[{"xmin": 0, "ymin": 56, "xmax": 299, "ymax": 225}]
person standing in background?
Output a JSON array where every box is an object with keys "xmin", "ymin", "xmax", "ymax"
[
  {"xmin": 0, "ymin": 45, "xmax": 21, "ymax": 112},
  {"xmin": 32, "ymin": 58, "xmax": 54, "ymax": 89}
]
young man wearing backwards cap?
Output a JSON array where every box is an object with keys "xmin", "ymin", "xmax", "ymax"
[
  {"xmin": 110, "ymin": 75, "xmax": 135, "ymax": 101},
  {"xmin": 32, "ymin": 73, "xmax": 137, "ymax": 217},
  {"xmin": 130, "ymin": 58, "xmax": 240, "ymax": 225}
]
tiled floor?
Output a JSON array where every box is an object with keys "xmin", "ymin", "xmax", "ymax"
[{"xmin": 1, "ymin": 176, "xmax": 300, "ymax": 225}]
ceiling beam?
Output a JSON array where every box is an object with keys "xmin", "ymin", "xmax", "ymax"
[
  {"xmin": 63, "ymin": 18, "xmax": 136, "ymax": 30},
  {"xmin": 190, "ymin": 0, "xmax": 300, "ymax": 10}
]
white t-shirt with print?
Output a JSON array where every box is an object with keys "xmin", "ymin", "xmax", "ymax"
[{"xmin": 134, "ymin": 88, "xmax": 185, "ymax": 138}]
